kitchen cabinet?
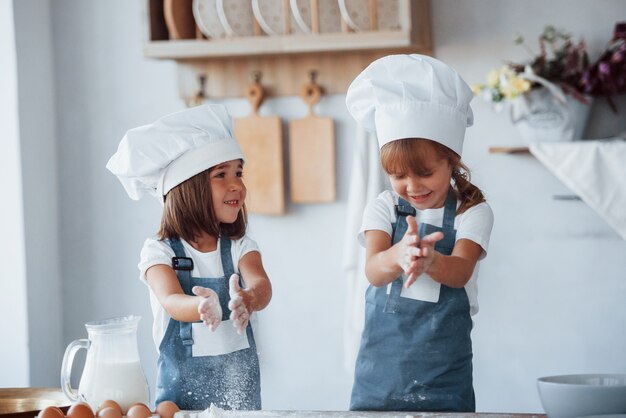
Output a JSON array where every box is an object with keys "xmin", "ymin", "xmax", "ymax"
[{"xmin": 143, "ymin": 0, "xmax": 432, "ymax": 100}]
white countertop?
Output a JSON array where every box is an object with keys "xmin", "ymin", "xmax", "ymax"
[{"xmin": 175, "ymin": 410, "xmax": 546, "ymax": 418}]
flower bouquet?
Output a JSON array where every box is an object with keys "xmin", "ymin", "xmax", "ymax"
[
  {"xmin": 473, "ymin": 25, "xmax": 594, "ymax": 143},
  {"xmin": 472, "ymin": 22, "xmax": 626, "ymax": 142}
]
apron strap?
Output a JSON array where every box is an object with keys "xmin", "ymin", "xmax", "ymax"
[
  {"xmin": 219, "ymin": 237, "xmax": 234, "ymax": 277},
  {"xmin": 170, "ymin": 239, "xmax": 193, "ymax": 294},
  {"xmin": 220, "ymin": 235, "xmax": 247, "ymax": 291},
  {"xmin": 168, "ymin": 239, "xmax": 195, "ymax": 346},
  {"xmin": 442, "ymin": 186, "xmax": 457, "ymax": 231}
]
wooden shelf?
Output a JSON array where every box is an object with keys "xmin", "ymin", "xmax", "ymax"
[
  {"xmin": 144, "ymin": 0, "xmax": 432, "ymax": 99},
  {"xmin": 489, "ymin": 146, "xmax": 531, "ymax": 155},
  {"xmin": 145, "ymin": 30, "xmax": 428, "ymax": 60}
]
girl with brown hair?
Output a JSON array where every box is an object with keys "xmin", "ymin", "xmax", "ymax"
[
  {"xmin": 346, "ymin": 54, "xmax": 494, "ymax": 412},
  {"xmin": 107, "ymin": 105, "xmax": 271, "ymax": 411}
]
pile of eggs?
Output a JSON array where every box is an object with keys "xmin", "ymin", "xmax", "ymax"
[{"xmin": 37, "ymin": 400, "xmax": 180, "ymax": 418}]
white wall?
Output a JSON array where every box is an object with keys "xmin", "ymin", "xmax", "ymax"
[
  {"xmin": 12, "ymin": 0, "xmax": 64, "ymax": 387},
  {"xmin": 7, "ymin": 0, "xmax": 626, "ymax": 413},
  {"xmin": 0, "ymin": 0, "xmax": 29, "ymax": 386}
]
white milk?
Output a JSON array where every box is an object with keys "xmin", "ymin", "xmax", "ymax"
[{"xmin": 78, "ymin": 360, "xmax": 150, "ymax": 412}]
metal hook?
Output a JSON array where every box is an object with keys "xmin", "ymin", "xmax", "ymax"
[
  {"xmin": 186, "ymin": 74, "xmax": 207, "ymax": 107},
  {"xmin": 196, "ymin": 74, "xmax": 207, "ymax": 100},
  {"xmin": 251, "ymin": 70, "xmax": 262, "ymax": 83}
]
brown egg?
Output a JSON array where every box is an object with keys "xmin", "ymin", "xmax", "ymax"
[
  {"xmin": 67, "ymin": 402, "xmax": 94, "ymax": 418},
  {"xmin": 126, "ymin": 403, "xmax": 152, "ymax": 418},
  {"xmin": 96, "ymin": 407, "xmax": 122, "ymax": 418},
  {"xmin": 37, "ymin": 406, "xmax": 65, "ymax": 418},
  {"xmin": 155, "ymin": 401, "xmax": 179, "ymax": 418},
  {"xmin": 96, "ymin": 400, "xmax": 122, "ymax": 417}
]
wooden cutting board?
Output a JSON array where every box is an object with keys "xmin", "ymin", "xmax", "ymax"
[
  {"xmin": 164, "ymin": 0, "xmax": 198, "ymax": 39},
  {"xmin": 288, "ymin": 82, "xmax": 335, "ymax": 203},
  {"xmin": 234, "ymin": 82, "xmax": 285, "ymax": 215}
]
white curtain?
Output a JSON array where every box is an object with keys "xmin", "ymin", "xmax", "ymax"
[{"xmin": 342, "ymin": 128, "xmax": 388, "ymax": 371}]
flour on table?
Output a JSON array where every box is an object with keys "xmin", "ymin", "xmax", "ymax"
[{"xmin": 196, "ymin": 404, "xmax": 225, "ymax": 418}]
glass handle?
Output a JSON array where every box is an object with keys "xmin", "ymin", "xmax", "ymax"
[{"xmin": 60, "ymin": 339, "xmax": 90, "ymax": 403}]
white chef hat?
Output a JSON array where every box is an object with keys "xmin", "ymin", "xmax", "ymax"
[
  {"xmin": 346, "ymin": 54, "xmax": 474, "ymax": 155},
  {"xmin": 106, "ymin": 104, "xmax": 243, "ymax": 200}
]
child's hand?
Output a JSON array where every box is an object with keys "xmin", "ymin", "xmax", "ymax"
[
  {"xmin": 192, "ymin": 286, "xmax": 222, "ymax": 331},
  {"xmin": 397, "ymin": 215, "xmax": 421, "ymax": 283},
  {"xmin": 228, "ymin": 274, "xmax": 251, "ymax": 335},
  {"xmin": 404, "ymin": 231, "xmax": 444, "ymax": 288}
]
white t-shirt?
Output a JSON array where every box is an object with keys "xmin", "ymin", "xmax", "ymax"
[
  {"xmin": 358, "ymin": 190, "xmax": 494, "ymax": 315},
  {"xmin": 138, "ymin": 236, "xmax": 260, "ymax": 349}
]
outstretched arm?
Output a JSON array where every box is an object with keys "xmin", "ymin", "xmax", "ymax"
[
  {"xmin": 146, "ymin": 264, "xmax": 221, "ymax": 328},
  {"xmin": 228, "ymin": 251, "xmax": 272, "ymax": 333}
]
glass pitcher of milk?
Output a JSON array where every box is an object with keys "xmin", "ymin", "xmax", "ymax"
[{"xmin": 61, "ymin": 315, "xmax": 150, "ymax": 413}]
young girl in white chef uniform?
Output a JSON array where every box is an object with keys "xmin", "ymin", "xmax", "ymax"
[
  {"xmin": 107, "ymin": 104, "xmax": 271, "ymax": 411},
  {"xmin": 346, "ymin": 54, "xmax": 494, "ymax": 412}
]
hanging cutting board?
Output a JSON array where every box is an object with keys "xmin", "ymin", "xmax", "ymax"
[
  {"xmin": 234, "ymin": 82, "xmax": 285, "ymax": 215},
  {"xmin": 164, "ymin": 0, "xmax": 198, "ymax": 39},
  {"xmin": 288, "ymin": 81, "xmax": 335, "ymax": 203}
]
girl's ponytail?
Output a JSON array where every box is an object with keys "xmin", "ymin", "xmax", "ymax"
[{"xmin": 452, "ymin": 163, "xmax": 485, "ymax": 215}]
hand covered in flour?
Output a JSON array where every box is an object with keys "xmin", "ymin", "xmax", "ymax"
[
  {"xmin": 396, "ymin": 215, "xmax": 421, "ymax": 283},
  {"xmin": 192, "ymin": 286, "xmax": 222, "ymax": 331},
  {"xmin": 404, "ymin": 230, "xmax": 444, "ymax": 288},
  {"xmin": 228, "ymin": 274, "xmax": 252, "ymax": 335}
]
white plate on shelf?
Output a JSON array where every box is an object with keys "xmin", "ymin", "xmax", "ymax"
[
  {"xmin": 252, "ymin": 0, "xmax": 287, "ymax": 36},
  {"xmin": 216, "ymin": 0, "xmax": 255, "ymax": 37},
  {"xmin": 290, "ymin": 0, "xmax": 342, "ymax": 34},
  {"xmin": 339, "ymin": 0, "xmax": 400, "ymax": 31},
  {"xmin": 252, "ymin": 0, "xmax": 317, "ymax": 36},
  {"xmin": 193, "ymin": 0, "xmax": 255, "ymax": 38},
  {"xmin": 193, "ymin": 0, "xmax": 225, "ymax": 38}
]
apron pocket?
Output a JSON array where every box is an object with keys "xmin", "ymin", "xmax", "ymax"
[
  {"xmin": 191, "ymin": 320, "xmax": 250, "ymax": 357},
  {"xmin": 388, "ymin": 273, "xmax": 441, "ymax": 303}
]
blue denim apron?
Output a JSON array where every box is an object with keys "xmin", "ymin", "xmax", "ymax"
[
  {"xmin": 155, "ymin": 238, "xmax": 261, "ymax": 411},
  {"xmin": 350, "ymin": 188, "xmax": 475, "ymax": 412}
]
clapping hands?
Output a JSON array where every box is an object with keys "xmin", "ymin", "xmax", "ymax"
[
  {"xmin": 398, "ymin": 216, "xmax": 444, "ymax": 288},
  {"xmin": 192, "ymin": 274, "xmax": 254, "ymax": 334}
]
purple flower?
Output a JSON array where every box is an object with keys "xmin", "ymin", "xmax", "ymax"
[
  {"xmin": 581, "ymin": 21, "xmax": 626, "ymax": 112},
  {"xmin": 599, "ymin": 62, "xmax": 611, "ymax": 77}
]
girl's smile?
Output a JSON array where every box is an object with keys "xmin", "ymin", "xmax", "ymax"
[{"xmin": 407, "ymin": 190, "xmax": 433, "ymax": 204}]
